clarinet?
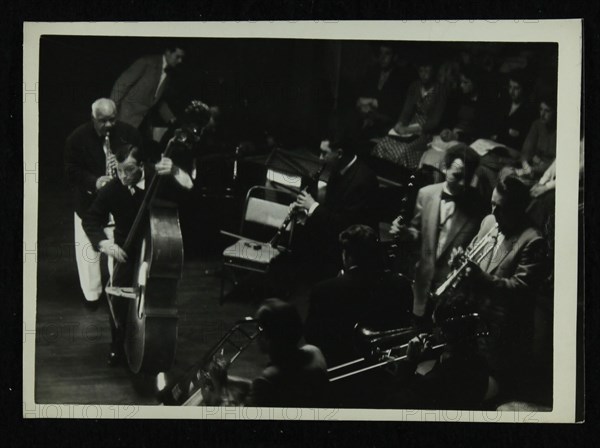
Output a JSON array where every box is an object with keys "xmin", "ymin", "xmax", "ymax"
[
  {"xmin": 386, "ymin": 174, "xmax": 416, "ymax": 267},
  {"xmin": 269, "ymin": 164, "xmax": 325, "ymax": 248}
]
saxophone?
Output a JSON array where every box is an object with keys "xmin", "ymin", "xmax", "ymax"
[{"xmin": 105, "ymin": 131, "xmax": 117, "ymax": 178}]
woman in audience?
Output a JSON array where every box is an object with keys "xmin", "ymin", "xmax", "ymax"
[
  {"xmin": 449, "ymin": 66, "xmax": 499, "ymax": 143},
  {"xmin": 491, "ymin": 69, "xmax": 535, "ymax": 150},
  {"xmin": 518, "ymin": 95, "xmax": 557, "ymax": 180},
  {"xmin": 371, "ymin": 57, "xmax": 447, "ymax": 170},
  {"xmin": 417, "ymin": 66, "xmax": 498, "ymax": 181}
]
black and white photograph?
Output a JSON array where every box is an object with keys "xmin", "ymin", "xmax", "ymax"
[{"xmin": 22, "ymin": 20, "xmax": 583, "ymax": 421}]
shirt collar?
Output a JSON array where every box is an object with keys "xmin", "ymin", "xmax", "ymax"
[
  {"xmin": 162, "ymin": 55, "xmax": 168, "ymax": 71},
  {"xmin": 136, "ymin": 168, "xmax": 146, "ymax": 190},
  {"xmin": 442, "ymin": 183, "xmax": 452, "ymax": 196},
  {"xmin": 129, "ymin": 168, "xmax": 146, "ymax": 195},
  {"xmin": 340, "ymin": 155, "xmax": 358, "ymax": 176}
]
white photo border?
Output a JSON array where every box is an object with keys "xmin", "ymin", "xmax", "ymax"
[{"xmin": 23, "ymin": 19, "xmax": 582, "ymax": 422}]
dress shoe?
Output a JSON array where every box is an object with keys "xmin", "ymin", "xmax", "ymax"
[
  {"xmin": 84, "ymin": 300, "xmax": 100, "ymax": 312},
  {"xmin": 107, "ymin": 347, "xmax": 123, "ymax": 367}
]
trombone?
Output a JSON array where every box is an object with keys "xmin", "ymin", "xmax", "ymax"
[
  {"xmin": 327, "ymin": 313, "xmax": 488, "ymax": 382},
  {"xmin": 159, "ymin": 317, "xmax": 262, "ymax": 406}
]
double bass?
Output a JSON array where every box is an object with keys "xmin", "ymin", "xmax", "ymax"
[{"xmin": 106, "ymin": 130, "xmax": 194, "ymax": 375}]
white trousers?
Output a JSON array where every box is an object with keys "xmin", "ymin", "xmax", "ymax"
[
  {"xmin": 74, "ymin": 213, "xmax": 102, "ymax": 302},
  {"xmin": 73, "ymin": 214, "xmax": 114, "ymax": 302}
]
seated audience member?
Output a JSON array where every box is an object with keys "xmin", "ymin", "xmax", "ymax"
[
  {"xmin": 491, "ymin": 69, "xmax": 535, "ymax": 150},
  {"xmin": 292, "ymin": 119, "xmax": 379, "ymax": 279},
  {"xmin": 471, "ymin": 71, "xmax": 536, "ymax": 203},
  {"xmin": 389, "ymin": 302, "xmax": 492, "ymax": 410},
  {"xmin": 461, "ymin": 168, "xmax": 548, "ymax": 401},
  {"xmin": 390, "ymin": 144, "xmax": 486, "ymax": 326},
  {"xmin": 244, "ymin": 299, "xmax": 329, "ymax": 407},
  {"xmin": 417, "ymin": 67, "xmax": 498, "ymax": 177},
  {"xmin": 304, "ymin": 225, "xmax": 413, "ymax": 366},
  {"xmin": 441, "ymin": 66, "xmax": 498, "ymax": 144},
  {"xmin": 518, "ymin": 96, "xmax": 557, "ymax": 181},
  {"xmin": 355, "ymin": 42, "xmax": 412, "ymax": 140},
  {"xmin": 527, "ymin": 159, "xmax": 556, "ymax": 261},
  {"xmin": 371, "ymin": 57, "xmax": 448, "ymax": 169}
]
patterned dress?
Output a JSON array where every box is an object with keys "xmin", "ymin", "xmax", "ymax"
[{"xmin": 372, "ymin": 82, "xmax": 447, "ymax": 169}]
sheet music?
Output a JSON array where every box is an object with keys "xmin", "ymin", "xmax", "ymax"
[
  {"xmin": 469, "ymin": 138, "xmax": 503, "ymax": 156},
  {"xmin": 388, "ymin": 127, "xmax": 414, "ymax": 138}
]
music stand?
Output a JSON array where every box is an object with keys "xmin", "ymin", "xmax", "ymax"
[{"xmin": 265, "ymin": 148, "xmax": 328, "ymax": 195}]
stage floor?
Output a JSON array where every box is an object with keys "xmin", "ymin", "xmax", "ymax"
[{"xmin": 33, "ymin": 154, "xmax": 314, "ymax": 406}]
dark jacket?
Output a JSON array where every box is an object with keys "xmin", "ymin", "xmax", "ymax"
[
  {"xmin": 305, "ymin": 268, "xmax": 413, "ymax": 366},
  {"xmin": 246, "ymin": 345, "xmax": 329, "ymax": 408},
  {"xmin": 310, "ymin": 158, "xmax": 379, "ymax": 236},
  {"xmin": 64, "ymin": 121, "xmax": 142, "ymax": 217},
  {"xmin": 302, "ymin": 158, "xmax": 379, "ymax": 276},
  {"xmin": 358, "ymin": 66, "xmax": 411, "ymax": 134},
  {"xmin": 493, "ymin": 99, "xmax": 536, "ymax": 150}
]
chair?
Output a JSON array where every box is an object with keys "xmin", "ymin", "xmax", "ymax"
[{"xmin": 220, "ymin": 186, "xmax": 296, "ymax": 304}]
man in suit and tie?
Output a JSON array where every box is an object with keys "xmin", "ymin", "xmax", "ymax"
[
  {"xmin": 292, "ymin": 124, "xmax": 379, "ymax": 279},
  {"xmin": 461, "ymin": 169, "xmax": 548, "ymax": 401},
  {"xmin": 110, "ymin": 44, "xmax": 185, "ymax": 143},
  {"xmin": 65, "ymin": 98, "xmax": 142, "ymax": 309},
  {"xmin": 390, "ymin": 144, "xmax": 486, "ymax": 324},
  {"xmin": 83, "ymin": 143, "xmax": 193, "ymax": 365}
]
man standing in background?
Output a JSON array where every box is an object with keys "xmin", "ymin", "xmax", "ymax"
[{"xmin": 110, "ymin": 44, "xmax": 186, "ymax": 144}]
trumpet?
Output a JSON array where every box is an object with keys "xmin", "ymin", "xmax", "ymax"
[{"xmin": 431, "ymin": 223, "xmax": 499, "ymax": 301}]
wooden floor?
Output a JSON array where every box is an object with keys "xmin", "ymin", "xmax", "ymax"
[{"xmin": 34, "ymin": 159, "xmax": 313, "ymax": 406}]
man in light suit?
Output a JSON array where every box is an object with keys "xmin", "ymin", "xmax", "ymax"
[
  {"xmin": 462, "ymin": 169, "xmax": 548, "ymax": 401},
  {"xmin": 110, "ymin": 44, "xmax": 185, "ymax": 136},
  {"xmin": 391, "ymin": 144, "xmax": 485, "ymax": 323}
]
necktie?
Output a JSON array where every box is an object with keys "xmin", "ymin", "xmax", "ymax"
[
  {"xmin": 441, "ymin": 191, "xmax": 455, "ymax": 202},
  {"xmin": 482, "ymin": 233, "xmax": 502, "ymax": 271},
  {"xmin": 129, "ymin": 185, "xmax": 142, "ymax": 196},
  {"xmin": 155, "ymin": 67, "xmax": 169, "ymax": 100}
]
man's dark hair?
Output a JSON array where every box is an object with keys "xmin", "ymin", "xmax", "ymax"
[
  {"xmin": 326, "ymin": 112, "xmax": 360, "ymax": 156},
  {"xmin": 414, "ymin": 52, "xmax": 439, "ymax": 74},
  {"xmin": 339, "ymin": 224, "xmax": 381, "ymax": 268},
  {"xmin": 165, "ymin": 42, "xmax": 186, "ymax": 53},
  {"xmin": 114, "ymin": 144, "xmax": 144, "ymax": 164},
  {"xmin": 256, "ymin": 298, "xmax": 303, "ymax": 348},
  {"xmin": 460, "ymin": 65, "xmax": 485, "ymax": 91},
  {"xmin": 444, "ymin": 143, "xmax": 480, "ymax": 179},
  {"xmin": 373, "ymin": 41, "xmax": 397, "ymax": 54},
  {"xmin": 496, "ymin": 167, "xmax": 531, "ymax": 214},
  {"xmin": 539, "ymin": 92, "xmax": 557, "ymax": 113},
  {"xmin": 507, "ymin": 68, "xmax": 530, "ymax": 91}
]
